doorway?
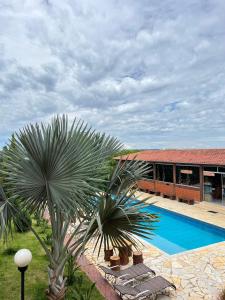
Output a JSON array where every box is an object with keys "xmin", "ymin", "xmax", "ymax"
[{"xmin": 204, "ymin": 173, "xmax": 225, "ymax": 205}]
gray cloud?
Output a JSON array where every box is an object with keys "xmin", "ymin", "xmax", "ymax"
[{"xmin": 0, "ymin": 0, "xmax": 225, "ymax": 148}]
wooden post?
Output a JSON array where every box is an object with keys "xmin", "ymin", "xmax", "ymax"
[
  {"xmin": 127, "ymin": 242, "xmax": 133, "ymax": 257},
  {"xmin": 104, "ymin": 248, "xmax": 114, "ymax": 261},
  {"xmin": 133, "ymin": 251, "xmax": 143, "ymax": 265},
  {"xmin": 110, "ymin": 256, "xmax": 120, "ymax": 271},
  {"xmin": 172, "ymin": 164, "xmax": 176, "ymax": 200},
  {"xmin": 153, "ymin": 163, "xmax": 156, "ymax": 180},
  {"xmin": 118, "ymin": 246, "xmax": 129, "ymax": 265},
  {"xmin": 199, "ymin": 166, "xmax": 203, "ymax": 201},
  {"xmin": 153, "ymin": 163, "xmax": 156, "ymax": 193}
]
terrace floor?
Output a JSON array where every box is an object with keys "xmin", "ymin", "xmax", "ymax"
[{"xmin": 85, "ymin": 193, "xmax": 225, "ymax": 300}]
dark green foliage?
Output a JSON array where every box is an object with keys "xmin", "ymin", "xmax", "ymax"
[
  {"xmin": 115, "ymin": 149, "xmax": 140, "ymax": 156},
  {"xmin": 43, "ymin": 231, "xmax": 52, "ymax": 247},
  {"xmin": 34, "ymin": 214, "xmax": 52, "ymax": 247},
  {"xmin": 14, "ymin": 210, "xmax": 32, "ymax": 232},
  {"xmin": 65, "ymin": 258, "xmax": 99, "ymax": 299},
  {"xmin": 69, "ymin": 277, "xmax": 96, "ymax": 300},
  {"xmin": 3, "ymin": 247, "xmax": 18, "ymax": 255},
  {"xmin": 38, "ymin": 219, "xmax": 49, "ymax": 234},
  {"xmin": 33, "ymin": 211, "xmax": 42, "ymax": 226},
  {"xmin": 65, "ymin": 253, "xmax": 79, "ymax": 286}
]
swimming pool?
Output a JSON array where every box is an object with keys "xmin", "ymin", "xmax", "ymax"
[{"xmin": 142, "ymin": 205, "xmax": 225, "ymax": 255}]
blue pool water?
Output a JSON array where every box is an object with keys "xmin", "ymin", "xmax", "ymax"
[{"xmin": 142, "ymin": 205, "xmax": 225, "ymax": 255}]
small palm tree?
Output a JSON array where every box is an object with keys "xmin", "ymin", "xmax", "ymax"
[
  {"xmin": 86, "ymin": 158, "xmax": 157, "ymax": 252},
  {"xmin": 0, "ymin": 115, "xmax": 156, "ymax": 300}
]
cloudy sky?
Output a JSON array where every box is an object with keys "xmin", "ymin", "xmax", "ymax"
[{"xmin": 0, "ymin": 0, "xmax": 225, "ymax": 149}]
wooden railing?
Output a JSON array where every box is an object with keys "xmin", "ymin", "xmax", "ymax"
[
  {"xmin": 137, "ymin": 179, "xmax": 155, "ymax": 192},
  {"xmin": 175, "ymin": 185, "xmax": 201, "ymax": 201},
  {"xmin": 155, "ymin": 181, "xmax": 174, "ymax": 197},
  {"xmin": 137, "ymin": 179, "xmax": 201, "ymax": 202}
]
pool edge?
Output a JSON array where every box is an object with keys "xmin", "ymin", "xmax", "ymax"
[{"xmin": 137, "ymin": 198, "xmax": 225, "ymax": 256}]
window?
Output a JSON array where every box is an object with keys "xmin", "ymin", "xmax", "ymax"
[
  {"xmin": 145, "ymin": 163, "xmax": 153, "ymax": 180},
  {"xmin": 156, "ymin": 164, "xmax": 173, "ymax": 183},
  {"xmin": 218, "ymin": 167, "xmax": 225, "ymax": 173},
  {"xmin": 204, "ymin": 166, "xmax": 218, "ymax": 172},
  {"xmin": 176, "ymin": 165, "xmax": 200, "ymax": 186}
]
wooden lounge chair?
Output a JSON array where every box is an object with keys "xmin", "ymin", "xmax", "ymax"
[
  {"xmin": 113, "ymin": 275, "xmax": 176, "ymax": 299},
  {"xmin": 99, "ymin": 263, "xmax": 156, "ymax": 283}
]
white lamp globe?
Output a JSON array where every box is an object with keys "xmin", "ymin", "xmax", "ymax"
[{"xmin": 14, "ymin": 249, "xmax": 32, "ymax": 268}]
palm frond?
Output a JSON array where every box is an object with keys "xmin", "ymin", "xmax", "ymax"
[
  {"xmin": 85, "ymin": 194, "xmax": 158, "ymax": 256},
  {"xmin": 0, "ymin": 187, "xmax": 17, "ymax": 241},
  {"xmin": 2, "ymin": 115, "xmax": 122, "ymax": 216},
  {"xmin": 82, "ymin": 154, "xmax": 156, "ymax": 255},
  {"xmin": 107, "ymin": 157, "xmax": 150, "ymax": 195}
]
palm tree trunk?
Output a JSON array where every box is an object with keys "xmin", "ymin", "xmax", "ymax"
[
  {"xmin": 46, "ymin": 266, "xmax": 67, "ymax": 300},
  {"xmin": 45, "ymin": 202, "xmax": 68, "ymax": 299}
]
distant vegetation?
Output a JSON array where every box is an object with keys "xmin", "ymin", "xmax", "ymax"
[
  {"xmin": 115, "ymin": 149, "xmax": 140, "ymax": 156},
  {"xmin": 105, "ymin": 149, "xmax": 140, "ymax": 176}
]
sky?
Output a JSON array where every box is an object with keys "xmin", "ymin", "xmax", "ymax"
[{"xmin": 0, "ymin": 0, "xmax": 225, "ymax": 149}]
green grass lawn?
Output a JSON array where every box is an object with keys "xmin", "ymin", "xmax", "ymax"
[{"xmin": 0, "ymin": 224, "xmax": 104, "ymax": 300}]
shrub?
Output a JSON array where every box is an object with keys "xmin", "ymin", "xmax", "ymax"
[
  {"xmin": 71, "ymin": 281, "xmax": 96, "ymax": 300},
  {"xmin": 33, "ymin": 212, "xmax": 42, "ymax": 226},
  {"xmin": 3, "ymin": 247, "xmax": 18, "ymax": 255},
  {"xmin": 43, "ymin": 231, "xmax": 52, "ymax": 247},
  {"xmin": 14, "ymin": 211, "xmax": 32, "ymax": 233},
  {"xmin": 65, "ymin": 262, "xmax": 96, "ymax": 300},
  {"xmin": 39, "ymin": 219, "xmax": 49, "ymax": 234},
  {"xmin": 66, "ymin": 253, "xmax": 78, "ymax": 286}
]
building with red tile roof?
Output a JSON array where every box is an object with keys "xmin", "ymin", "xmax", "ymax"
[
  {"xmin": 115, "ymin": 149, "xmax": 225, "ymax": 166},
  {"xmin": 115, "ymin": 149, "xmax": 225, "ymax": 205}
]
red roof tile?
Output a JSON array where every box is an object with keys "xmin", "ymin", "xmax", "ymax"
[{"xmin": 115, "ymin": 149, "xmax": 225, "ymax": 166}]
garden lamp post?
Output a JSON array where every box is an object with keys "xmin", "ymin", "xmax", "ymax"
[{"xmin": 14, "ymin": 249, "xmax": 32, "ymax": 300}]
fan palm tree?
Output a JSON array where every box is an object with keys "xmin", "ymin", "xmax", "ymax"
[
  {"xmin": 0, "ymin": 115, "xmax": 156, "ymax": 300},
  {"xmin": 86, "ymin": 158, "xmax": 157, "ymax": 253}
]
